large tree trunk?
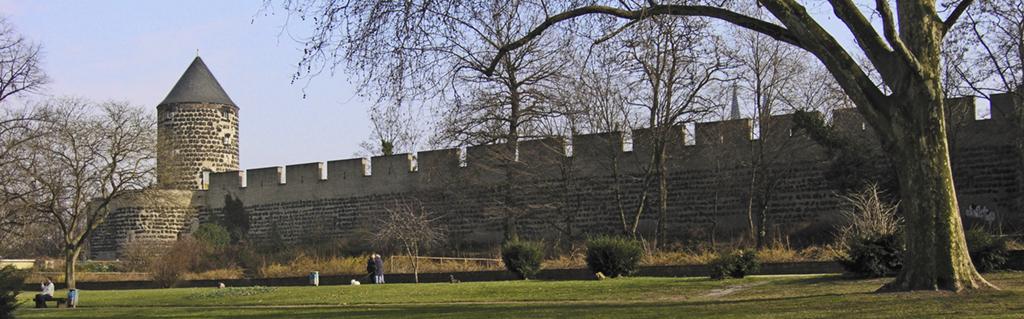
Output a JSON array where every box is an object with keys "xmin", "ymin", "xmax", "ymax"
[
  {"xmin": 64, "ymin": 246, "xmax": 81, "ymax": 289},
  {"xmin": 877, "ymin": 96, "xmax": 994, "ymax": 292},
  {"xmin": 872, "ymin": 2, "xmax": 994, "ymax": 291}
]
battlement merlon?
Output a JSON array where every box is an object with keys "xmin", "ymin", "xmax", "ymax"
[
  {"xmin": 201, "ymin": 105, "xmax": 1018, "ymax": 192},
  {"xmin": 416, "ymin": 148, "xmax": 462, "ymax": 186},
  {"xmin": 285, "ymin": 162, "xmax": 325, "ymax": 184},
  {"xmin": 326, "ymin": 158, "xmax": 368, "ymax": 182},
  {"xmin": 695, "ymin": 119, "xmax": 752, "ymax": 145},
  {"xmin": 633, "ymin": 126, "xmax": 686, "ymax": 154},
  {"xmin": 247, "ymin": 166, "xmax": 284, "ymax": 188},
  {"xmin": 209, "ymin": 170, "xmax": 245, "ymax": 189},
  {"xmin": 991, "ymin": 92, "xmax": 1022, "ymax": 122}
]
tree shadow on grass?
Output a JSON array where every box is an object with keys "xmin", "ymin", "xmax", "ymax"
[{"xmin": 16, "ymin": 293, "xmax": 870, "ymax": 319}]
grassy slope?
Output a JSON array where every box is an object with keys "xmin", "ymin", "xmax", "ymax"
[{"xmin": 14, "ymin": 273, "xmax": 1024, "ymax": 318}]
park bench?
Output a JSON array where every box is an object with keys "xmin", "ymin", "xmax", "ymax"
[{"xmin": 35, "ymin": 297, "xmax": 67, "ymax": 308}]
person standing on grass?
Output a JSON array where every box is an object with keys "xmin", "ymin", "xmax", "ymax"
[
  {"xmin": 366, "ymin": 254, "xmax": 378, "ymax": 284},
  {"xmin": 34, "ymin": 278, "xmax": 55, "ymax": 308},
  {"xmin": 374, "ymin": 254, "xmax": 385, "ymax": 284}
]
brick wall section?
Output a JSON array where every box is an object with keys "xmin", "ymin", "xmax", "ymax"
[{"xmin": 157, "ymin": 102, "xmax": 239, "ymax": 190}]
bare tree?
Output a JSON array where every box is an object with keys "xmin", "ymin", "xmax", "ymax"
[
  {"xmin": 0, "ymin": 108, "xmax": 41, "ymax": 245},
  {"xmin": 946, "ymin": 0, "xmax": 1024, "ymax": 190},
  {"xmin": 0, "ymin": 17, "xmax": 47, "ymax": 105},
  {"xmin": 552, "ymin": 41, "xmax": 640, "ymax": 240},
  {"xmin": 488, "ymin": 0, "xmax": 991, "ymax": 293},
  {"xmin": 16, "ymin": 99, "xmax": 155, "ymax": 288},
  {"xmin": 622, "ymin": 15, "xmax": 728, "ymax": 247},
  {"xmin": 373, "ymin": 199, "xmax": 446, "ymax": 283},
  {"xmin": 728, "ymin": 21, "xmax": 809, "ymax": 248},
  {"xmin": 275, "ymin": 0, "xmax": 572, "ymax": 241},
  {"xmin": 358, "ymin": 101, "xmax": 426, "ymax": 156},
  {"xmin": 0, "ymin": 16, "xmax": 47, "ymax": 248},
  {"xmin": 947, "ymin": 0, "xmax": 1023, "ymax": 96}
]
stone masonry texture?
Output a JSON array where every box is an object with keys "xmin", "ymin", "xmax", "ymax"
[{"xmin": 90, "ymin": 93, "xmax": 1024, "ymax": 259}]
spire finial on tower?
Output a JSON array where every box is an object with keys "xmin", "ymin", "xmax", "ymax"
[{"xmin": 729, "ymin": 83, "xmax": 742, "ymax": 120}]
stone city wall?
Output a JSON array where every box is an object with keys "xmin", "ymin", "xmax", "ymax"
[
  {"xmin": 88, "ymin": 95, "xmax": 1023, "ymax": 258},
  {"xmin": 194, "ymin": 95, "xmax": 1021, "ymax": 251},
  {"xmin": 90, "ymin": 189, "xmax": 199, "ymax": 259}
]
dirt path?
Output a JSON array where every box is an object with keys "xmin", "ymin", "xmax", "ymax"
[{"xmin": 702, "ymin": 281, "xmax": 768, "ymax": 299}]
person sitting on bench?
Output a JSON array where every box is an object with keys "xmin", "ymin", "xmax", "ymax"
[{"xmin": 34, "ymin": 278, "xmax": 55, "ymax": 308}]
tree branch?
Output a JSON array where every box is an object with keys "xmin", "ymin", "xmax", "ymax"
[
  {"xmin": 755, "ymin": 0, "xmax": 891, "ymax": 127},
  {"xmin": 874, "ymin": 0, "xmax": 922, "ymax": 77},
  {"xmin": 593, "ymin": 19, "xmax": 641, "ymax": 45},
  {"xmin": 943, "ymin": 0, "xmax": 975, "ymax": 34},
  {"xmin": 484, "ymin": 4, "xmax": 801, "ymax": 76},
  {"xmin": 827, "ymin": 0, "xmax": 894, "ymax": 65}
]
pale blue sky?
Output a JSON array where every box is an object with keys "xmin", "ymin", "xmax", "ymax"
[
  {"xmin": 2, "ymin": 1, "xmax": 972, "ymax": 171},
  {"xmin": 0, "ymin": 0, "xmax": 369, "ymax": 169}
]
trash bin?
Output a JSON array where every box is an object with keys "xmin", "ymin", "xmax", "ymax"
[
  {"xmin": 67, "ymin": 289, "xmax": 78, "ymax": 308},
  {"xmin": 309, "ymin": 271, "xmax": 319, "ymax": 286}
]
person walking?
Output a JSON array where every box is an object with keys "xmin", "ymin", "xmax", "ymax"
[
  {"xmin": 373, "ymin": 254, "xmax": 385, "ymax": 284},
  {"xmin": 366, "ymin": 254, "xmax": 378, "ymax": 284}
]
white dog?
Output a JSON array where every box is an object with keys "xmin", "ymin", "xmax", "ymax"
[{"xmin": 350, "ymin": 279, "xmax": 361, "ymax": 286}]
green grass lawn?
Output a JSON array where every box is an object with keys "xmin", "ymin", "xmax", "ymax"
[{"xmin": 14, "ymin": 273, "xmax": 1024, "ymax": 318}]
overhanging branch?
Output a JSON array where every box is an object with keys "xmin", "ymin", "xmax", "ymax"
[
  {"xmin": 943, "ymin": 0, "xmax": 975, "ymax": 34},
  {"xmin": 827, "ymin": 0, "xmax": 893, "ymax": 65},
  {"xmin": 874, "ymin": 0, "xmax": 922, "ymax": 77},
  {"xmin": 484, "ymin": 4, "xmax": 801, "ymax": 76}
]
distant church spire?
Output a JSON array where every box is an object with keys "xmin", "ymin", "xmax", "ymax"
[{"xmin": 729, "ymin": 84, "xmax": 741, "ymax": 120}]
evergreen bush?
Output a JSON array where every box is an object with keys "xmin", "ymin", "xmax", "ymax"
[
  {"xmin": 837, "ymin": 234, "xmax": 903, "ymax": 277},
  {"xmin": 834, "ymin": 184, "xmax": 904, "ymax": 278},
  {"xmin": 585, "ymin": 237, "xmax": 643, "ymax": 277},
  {"xmin": 965, "ymin": 227, "xmax": 1010, "ymax": 273},
  {"xmin": 501, "ymin": 241, "xmax": 543, "ymax": 279},
  {"xmin": 0, "ymin": 265, "xmax": 25, "ymax": 318},
  {"xmin": 710, "ymin": 250, "xmax": 761, "ymax": 279},
  {"xmin": 194, "ymin": 223, "xmax": 231, "ymax": 249}
]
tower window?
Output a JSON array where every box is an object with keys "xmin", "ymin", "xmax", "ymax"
[
  {"xmin": 201, "ymin": 171, "xmax": 210, "ymax": 190},
  {"xmin": 221, "ymin": 110, "xmax": 230, "ymax": 119},
  {"xmin": 223, "ymin": 135, "xmax": 231, "ymax": 146}
]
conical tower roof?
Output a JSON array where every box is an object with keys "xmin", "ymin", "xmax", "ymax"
[
  {"xmin": 728, "ymin": 84, "xmax": 741, "ymax": 120},
  {"xmin": 159, "ymin": 56, "xmax": 236, "ymax": 106}
]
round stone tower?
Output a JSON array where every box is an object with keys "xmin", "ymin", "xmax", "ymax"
[{"xmin": 157, "ymin": 56, "xmax": 239, "ymax": 190}]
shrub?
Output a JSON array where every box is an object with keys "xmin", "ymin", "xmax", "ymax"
[
  {"xmin": 0, "ymin": 266, "xmax": 25, "ymax": 319},
  {"xmin": 834, "ymin": 184, "xmax": 903, "ymax": 278},
  {"xmin": 710, "ymin": 250, "xmax": 760, "ymax": 279},
  {"xmin": 965, "ymin": 227, "xmax": 1010, "ymax": 273},
  {"xmin": 194, "ymin": 223, "xmax": 231, "ymax": 249},
  {"xmin": 120, "ymin": 240, "xmax": 158, "ymax": 272},
  {"xmin": 151, "ymin": 238, "xmax": 202, "ymax": 288},
  {"xmin": 501, "ymin": 241, "xmax": 543, "ymax": 279},
  {"xmin": 585, "ymin": 236, "xmax": 643, "ymax": 277},
  {"xmin": 837, "ymin": 234, "xmax": 902, "ymax": 277}
]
